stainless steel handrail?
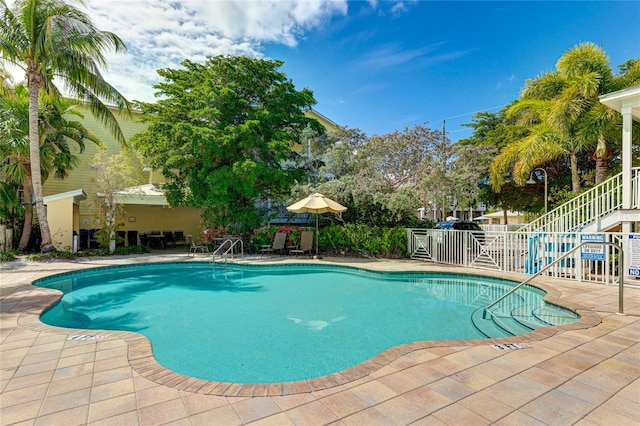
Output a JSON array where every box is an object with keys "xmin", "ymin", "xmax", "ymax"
[
  {"xmin": 483, "ymin": 241, "xmax": 624, "ymax": 319},
  {"xmin": 212, "ymin": 238, "xmax": 243, "ymax": 263}
]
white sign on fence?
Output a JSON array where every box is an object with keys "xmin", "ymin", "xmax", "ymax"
[
  {"xmin": 629, "ymin": 234, "xmax": 640, "ymax": 277},
  {"xmin": 580, "ymin": 234, "xmax": 606, "ymax": 261}
]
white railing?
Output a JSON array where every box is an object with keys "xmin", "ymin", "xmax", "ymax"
[
  {"xmin": 516, "ymin": 167, "xmax": 639, "ymax": 234},
  {"xmin": 407, "ymin": 228, "xmax": 633, "ymax": 286},
  {"xmin": 480, "ymin": 224, "xmax": 524, "ymax": 232}
]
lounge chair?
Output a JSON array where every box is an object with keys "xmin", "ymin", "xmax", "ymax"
[
  {"xmin": 290, "ymin": 231, "xmax": 314, "ymax": 258},
  {"xmin": 261, "ymin": 232, "xmax": 287, "ymax": 257},
  {"xmin": 187, "ymin": 234, "xmax": 209, "ymax": 256}
]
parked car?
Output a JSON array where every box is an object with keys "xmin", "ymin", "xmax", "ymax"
[
  {"xmin": 436, "ymin": 221, "xmax": 485, "ymax": 243},
  {"xmin": 454, "ymin": 221, "xmax": 485, "ymax": 244},
  {"xmin": 435, "ymin": 221, "xmax": 455, "ymax": 229}
]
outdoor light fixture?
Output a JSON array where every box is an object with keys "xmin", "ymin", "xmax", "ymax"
[{"xmin": 527, "ymin": 168, "xmax": 548, "ymax": 213}]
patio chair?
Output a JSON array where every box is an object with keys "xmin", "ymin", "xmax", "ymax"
[
  {"xmin": 174, "ymin": 230, "xmax": 186, "ymax": 246},
  {"xmin": 163, "ymin": 230, "xmax": 175, "ymax": 248},
  {"xmin": 187, "ymin": 234, "xmax": 209, "ymax": 256},
  {"xmin": 127, "ymin": 230, "xmax": 138, "ymax": 246},
  {"xmin": 260, "ymin": 232, "xmax": 287, "ymax": 257},
  {"xmin": 116, "ymin": 230, "xmax": 126, "ymax": 248},
  {"xmin": 290, "ymin": 231, "xmax": 314, "ymax": 258}
]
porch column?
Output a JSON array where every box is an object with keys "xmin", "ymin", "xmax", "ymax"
[{"xmin": 621, "ymin": 105, "xmax": 632, "ymax": 211}]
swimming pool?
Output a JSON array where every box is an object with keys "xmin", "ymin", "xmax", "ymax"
[{"xmin": 35, "ymin": 263, "xmax": 579, "ymax": 384}]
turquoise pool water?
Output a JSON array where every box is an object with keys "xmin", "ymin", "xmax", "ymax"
[{"xmin": 35, "ymin": 263, "xmax": 576, "ymax": 383}]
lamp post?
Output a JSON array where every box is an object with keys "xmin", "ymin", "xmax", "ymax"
[{"xmin": 527, "ymin": 168, "xmax": 548, "ymax": 213}]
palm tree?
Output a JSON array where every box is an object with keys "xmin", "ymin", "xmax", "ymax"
[
  {"xmin": 0, "ymin": 82, "xmax": 100, "ymax": 250},
  {"xmin": 492, "ymin": 43, "xmax": 622, "ymax": 194},
  {"xmin": 577, "ymin": 58, "xmax": 640, "ymax": 183},
  {"xmin": 0, "ymin": 0, "xmax": 131, "ymax": 252}
]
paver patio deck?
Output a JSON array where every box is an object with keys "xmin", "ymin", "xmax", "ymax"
[{"xmin": 1, "ymin": 252, "xmax": 638, "ymax": 425}]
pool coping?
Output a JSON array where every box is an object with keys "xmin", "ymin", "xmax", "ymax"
[{"xmin": 14, "ymin": 257, "xmax": 601, "ymax": 397}]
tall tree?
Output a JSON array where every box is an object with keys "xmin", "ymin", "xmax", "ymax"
[
  {"xmin": 132, "ymin": 55, "xmax": 323, "ymax": 232},
  {"xmin": 577, "ymin": 58, "xmax": 640, "ymax": 183},
  {"xmin": 0, "ymin": 82, "xmax": 100, "ymax": 250},
  {"xmin": 90, "ymin": 147, "xmax": 144, "ymax": 253},
  {"xmin": 0, "ymin": 0, "xmax": 131, "ymax": 252},
  {"xmin": 460, "ymin": 108, "xmax": 539, "ymax": 216},
  {"xmin": 491, "ymin": 43, "xmax": 639, "ymax": 194}
]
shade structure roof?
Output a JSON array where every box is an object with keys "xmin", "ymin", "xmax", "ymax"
[
  {"xmin": 97, "ymin": 184, "xmax": 168, "ymax": 206},
  {"xmin": 286, "ymin": 193, "xmax": 347, "ymax": 214},
  {"xmin": 599, "ymin": 85, "xmax": 640, "ymax": 120},
  {"xmin": 43, "ymin": 189, "xmax": 87, "ymax": 205},
  {"xmin": 476, "ymin": 210, "xmax": 524, "ymax": 220}
]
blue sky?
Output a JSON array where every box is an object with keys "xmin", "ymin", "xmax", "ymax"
[
  {"xmin": 269, "ymin": 1, "xmax": 640, "ymax": 141},
  {"xmin": 9, "ymin": 1, "xmax": 638, "ymax": 142}
]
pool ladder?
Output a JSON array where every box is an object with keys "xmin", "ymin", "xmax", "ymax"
[{"xmin": 212, "ymin": 238, "xmax": 244, "ymax": 264}]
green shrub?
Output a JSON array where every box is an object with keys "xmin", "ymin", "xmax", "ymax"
[
  {"xmin": 112, "ymin": 245, "xmax": 151, "ymax": 255},
  {"xmin": 0, "ymin": 250, "xmax": 18, "ymax": 262},
  {"xmin": 23, "ymin": 245, "xmax": 151, "ymax": 261},
  {"xmin": 317, "ymin": 224, "xmax": 408, "ymax": 258},
  {"xmin": 25, "ymin": 250, "xmax": 74, "ymax": 261}
]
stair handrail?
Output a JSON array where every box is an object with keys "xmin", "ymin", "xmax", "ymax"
[
  {"xmin": 212, "ymin": 238, "xmax": 243, "ymax": 263},
  {"xmin": 483, "ymin": 241, "xmax": 624, "ymax": 319},
  {"xmin": 516, "ymin": 167, "xmax": 639, "ymax": 234}
]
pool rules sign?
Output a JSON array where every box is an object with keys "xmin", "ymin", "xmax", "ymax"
[{"xmin": 629, "ymin": 234, "xmax": 640, "ymax": 277}]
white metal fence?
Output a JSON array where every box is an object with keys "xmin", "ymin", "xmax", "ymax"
[{"xmin": 406, "ymin": 228, "xmax": 632, "ymax": 286}]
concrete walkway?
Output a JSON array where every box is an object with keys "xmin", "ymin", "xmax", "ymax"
[{"xmin": 1, "ymin": 253, "xmax": 638, "ymax": 425}]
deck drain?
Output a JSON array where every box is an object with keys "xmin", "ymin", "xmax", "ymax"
[
  {"xmin": 491, "ymin": 343, "xmax": 531, "ymax": 350},
  {"xmin": 67, "ymin": 334, "xmax": 108, "ymax": 341}
]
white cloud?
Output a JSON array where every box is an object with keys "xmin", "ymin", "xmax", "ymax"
[
  {"xmin": 390, "ymin": 1, "xmax": 408, "ymax": 16},
  {"xmin": 355, "ymin": 42, "xmax": 451, "ymax": 70},
  {"xmin": 6, "ymin": 0, "xmax": 348, "ymax": 102}
]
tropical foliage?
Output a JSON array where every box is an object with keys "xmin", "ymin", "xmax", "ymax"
[
  {"xmin": 318, "ymin": 224, "xmax": 408, "ymax": 258},
  {"xmin": 131, "ymin": 55, "xmax": 323, "ymax": 233},
  {"xmin": 0, "ymin": 0, "xmax": 131, "ymax": 252},
  {"xmin": 490, "ymin": 43, "xmax": 640, "ymax": 195},
  {"xmin": 309, "ymin": 123, "xmax": 492, "ymax": 225},
  {"xmin": 89, "ymin": 148, "xmax": 145, "ymax": 252},
  {"xmin": 0, "ymin": 82, "xmax": 100, "ymax": 249}
]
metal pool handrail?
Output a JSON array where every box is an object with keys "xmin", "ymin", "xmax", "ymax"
[
  {"xmin": 483, "ymin": 241, "xmax": 625, "ymax": 319},
  {"xmin": 212, "ymin": 238, "xmax": 243, "ymax": 263}
]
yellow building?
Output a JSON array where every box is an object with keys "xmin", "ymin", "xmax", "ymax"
[{"xmin": 42, "ymin": 105, "xmax": 338, "ymax": 250}]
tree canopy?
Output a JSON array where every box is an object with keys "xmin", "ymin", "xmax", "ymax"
[
  {"xmin": 490, "ymin": 43, "xmax": 640, "ymax": 196},
  {"xmin": 131, "ymin": 55, "xmax": 324, "ymax": 231},
  {"xmin": 0, "ymin": 0, "xmax": 131, "ymax": 252}
]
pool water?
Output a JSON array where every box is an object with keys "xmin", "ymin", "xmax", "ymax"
[{"xmin": 36, "ymin": 263, "xmax": 577, "ymax": 383}]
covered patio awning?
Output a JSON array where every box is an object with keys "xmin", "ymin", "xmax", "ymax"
[
  {"xmin": 43, "ymin": 189, "xmax": 87, "ymax": 205},
  {"xmin": 99, "ymin": 184, "xmax": 169, "ymax": 206}
]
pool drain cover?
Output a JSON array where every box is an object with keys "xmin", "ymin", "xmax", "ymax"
[
  {"xmin": 491, "ymin": 343, "xmax": 531, "ymax": 350},
  {"xmin": 67, "ymin": 334, "xmax": 108, "ymax": 341}
]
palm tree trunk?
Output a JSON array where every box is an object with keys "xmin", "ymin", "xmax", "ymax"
[
  {"xmin": 594, "ymin": 155, "xmax": 608, "ymax": 184},
  {"xmin": 28, "ymin": 75, "xmax": 55, "ymax": 252},
  {"xmin": 18, "ymin": 178, "xmax": 33, "ymax": 251},
  {"xmin": 570, "ymin": 152, "xmax": 581, "ymax": 194},
  {"xmin": 594, "ymin": 135, "xmax": 609, "ymax": 184}
]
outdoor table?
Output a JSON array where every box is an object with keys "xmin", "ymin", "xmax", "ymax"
[{"xmin": 146, "ymin": 234, "xmax": 165, "ymax": 249}]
